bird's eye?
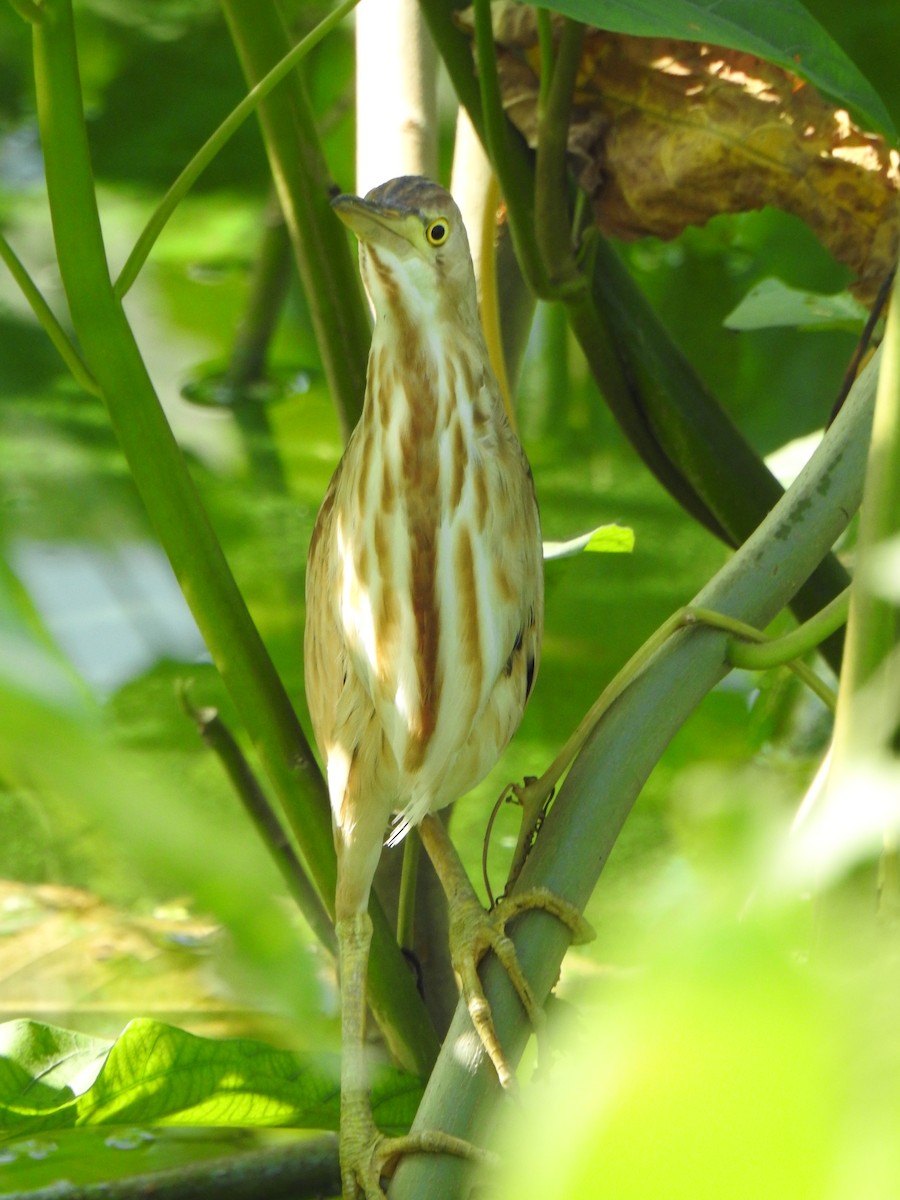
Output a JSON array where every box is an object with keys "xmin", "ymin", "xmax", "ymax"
[{"xmin": 425, "ymin": 218, "xmax": 450, "ymax": 246}]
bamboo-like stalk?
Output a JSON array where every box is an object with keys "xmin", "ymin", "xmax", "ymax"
[{"xmin": 220, "ymin": 0, "xmax": 368, "ymax": 444}]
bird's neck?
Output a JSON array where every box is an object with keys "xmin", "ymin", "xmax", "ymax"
[{"xmin": 363, "ymin": 305, "xmax": 494, "ymax": 437}]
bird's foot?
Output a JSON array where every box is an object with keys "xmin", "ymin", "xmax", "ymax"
[
  {"xmin": 446, "ymin": 883, "xmax": 594, "ymax": 1089},
  {"xmin": 340, "ymin": 1095, "xmax": 495, "ymax": 1199}
]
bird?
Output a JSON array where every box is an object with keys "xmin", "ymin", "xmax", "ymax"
[{"xmin": 304, "ymin": 175, "xmax": 548, "ymax": 1199}]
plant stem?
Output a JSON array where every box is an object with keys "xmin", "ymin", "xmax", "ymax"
[
  {"xmin": 534, "ymin": 16, "xmax": 584, "ymax": 288},
  {"xmin": 220, "ymin": 0, "xmax": 368, "ymax": 443},
  {"xmin": 225, "ymin": 197, "xmax": 292, "ymax": 392},
  {"xmin": 114, "ymin": 0, "xmax": 359, "ymax": 300},
  {"xmin": 723, "ymin": 587, "xmax": 850, "ymax": 671},
  {"xmin": 471, "ymin": 0, "xmax": 548, "ymax": 295},
  {"xmin": 0, "ymin": 230, "xmax": 98, "ymax": 394},
  {"xmin": 182, "ymin": 692, "xmax": 336, "ymax": 952}
]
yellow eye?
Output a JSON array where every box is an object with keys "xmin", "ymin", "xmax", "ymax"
[{"xmin": 425, "ymin": 218, "xmax": 450, "ymax": 246}]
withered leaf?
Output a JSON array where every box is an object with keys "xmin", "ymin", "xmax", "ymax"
[{"xmin": 460, "ymin": 7, "xmax": 899, "ymax": 303}]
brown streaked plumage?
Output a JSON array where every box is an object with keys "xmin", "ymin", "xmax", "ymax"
[{"xmin": 304, "ymin": 176, "xmax": 542, "ymax": 1199}]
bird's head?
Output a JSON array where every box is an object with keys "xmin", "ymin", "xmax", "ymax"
[{"xmin": 331, "ymin": 176, "xmax": 479, "ymax": 331}]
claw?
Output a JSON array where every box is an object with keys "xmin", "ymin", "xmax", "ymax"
[
  {"xmin": 340, "ymin": 1099, "xmax": 496, "ymax": 1199},
  {"xmin": 420, "ymin": 814, "xmax": 594, "ymax": 1091},
  {"xmin": 447, "ymin": 884, "xmax": 594, "ymax": 1088}
]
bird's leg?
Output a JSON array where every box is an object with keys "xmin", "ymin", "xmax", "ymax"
[
  {"xmin": 501, "ymin": 775, "xmax": 556, "ymax": 894},
  {"xmin": 418, "ymin": 813, "xmax": 592, "ymax": 1090},
  {"xmin": 336, "ymin": 909, "xmax": 495, "ymax": 1200}
]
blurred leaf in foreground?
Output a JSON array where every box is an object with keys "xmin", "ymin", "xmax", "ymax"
[{"xmin": 500, "ymin": 908, "xmax": 900, "ymax": 1200}]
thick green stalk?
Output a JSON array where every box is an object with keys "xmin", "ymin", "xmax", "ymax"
[
  {"xmin": 391, "ymin": 342, "xmax": 880, "ymax": 1199},
  {"xmin": 471, "ymin": 0, "xmax": 548, "ymax": 295},
  {"xmin": 220, "ymin": 0, "xmax": 368, "ymax": 444},
  {"xmin": 31, "ymin": 0, "xmax": 435, "ymax": 1075},
  {"xmin": 533, "ymin": 16, "xmax": 584, "ymax": 287},
  {"xmin": 32, "ymin": 0, "xmax": 332, "ymax": 911}
]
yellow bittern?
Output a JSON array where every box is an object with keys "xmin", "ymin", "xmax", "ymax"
[{"xmin": 305, "ymin": 176, "xmax": 567, "ymax": 1199}]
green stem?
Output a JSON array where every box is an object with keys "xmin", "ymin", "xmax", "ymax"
[
  {"xmin": 33, "ymin": 0, "xmax": 332, "ymax": 902},
  {"xmin": 114, "ymin": 0, "xmax": 359, "ymax": 300},
  {"xmin": 7, "ymin": 0, "xmax": 42, "ymax": 22},
  {"xmin": 0, "ymin": 229, "xmax": 99, "ymax": 394},
  {"xmin": 723, "ymin": 587, "xmax": 850, "ymax": 671},
  {"xmin": 182, "ymin": 691, "xmax": 336, "ymax": 952},
  {"xmin": 534, "ymin": 17, "xmax": 584, "ymax": 290},
  {"xmin": 687, "ymin": 607, "xmax": 837, "ymax": 711},
  {"xmin": 221, "ymin": 0, "xmax": 435, "ymax": 1062},
  {"xmin": 397, "ymin": 832, "xmax": 422, "ymax": 951},
  {"xmin": 31, "ymin": 0, "xmax": 435, "ymax": 1075},
  {"xmin": 220, "ymin": 0, "xmax": 368, "ymax": 444},
  {"xmin": 225, "ymin": 197, "xmax": 292, "ymax": 392},
  {"xmin": 471, "ymin": 0, "xmax": 548, "ymax": 295},
  {"xmin": 535, "ymin": 9, "xmax": 554, "ymax": 120}
]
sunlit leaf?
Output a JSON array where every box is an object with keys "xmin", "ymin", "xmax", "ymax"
[
  {"xmin": 0, "ymin": 1021, "xmax": 109, "ymax": 1132},
  {"xmin": 544, "ymin": 524, "xmax": 635, "ymax": 559},
  {"xmin": 0, "ymin": 1019, "xmax": 422, "ymax": 1137}
]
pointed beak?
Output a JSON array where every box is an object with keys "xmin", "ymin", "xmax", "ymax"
[{"xmin": 331, "ymin": 194, "xmax": 420, "ymax": 250}]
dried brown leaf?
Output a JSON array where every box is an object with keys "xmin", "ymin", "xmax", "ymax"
[{"xmin": 460, "ymin": 7, "xmax": 900, "ymax": 302}]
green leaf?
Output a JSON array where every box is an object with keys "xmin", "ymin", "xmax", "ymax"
[
  {"xmin": 0, "ymin": 1021, "xmax": 110, "ymax": 1132},
  {"xmin": 533, "ymin": 0, "xmax": 896, "ymax": 138},
  {"xmin": 724, "ymin": 278, "xmax": 869, "ymax": 332},
  {"xmin": 544, "ymin": 524, "xmax": 635, "ymax": 560},
  {"xmin": 0, "ymin": 1020, "xmax": 422, "ymax": 1138}
]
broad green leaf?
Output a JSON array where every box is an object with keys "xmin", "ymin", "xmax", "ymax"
[
  {"xmin": 544, "ymin": 524, "xmax": 635, "ymax": 560},
  {"xmin": 0, "ymin": 1021, "xmax": 110, "ymax": 1133},
  {"xmin": 0, "ymin": 1020, "xmax": 422, "ymax": 1138},
  {"xmin": 534, "ymin": 0, "xmax": 895, "ymax": 138},
  {"xmin": 724, "ymin": 279, "xmax": 869, "ymax": 332}
]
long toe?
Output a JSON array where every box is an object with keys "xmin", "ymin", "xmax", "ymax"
[
  {"xmin": 341, "ymin": 1118, "xmax": 496, "ymax": 1199},
  {"xmin": 447, "ymin": 886, "xmax": 595, "ymax": 1088}
]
